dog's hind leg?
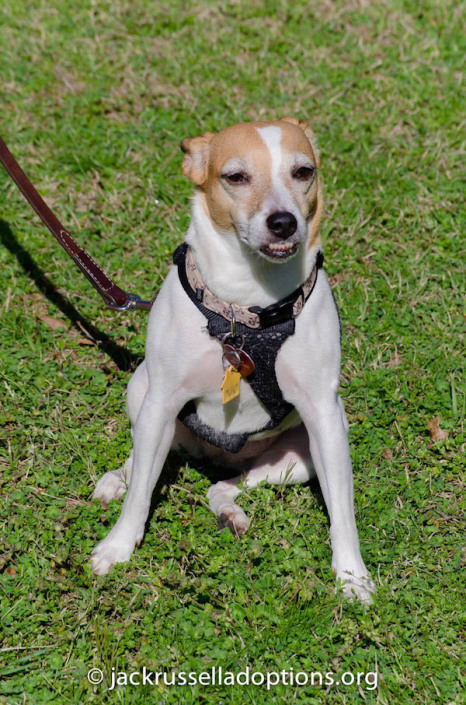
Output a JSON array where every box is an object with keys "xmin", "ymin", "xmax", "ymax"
[
  {"xmin": 207, "ymin": 476, "xmax": 250, "ymax": 537},
  {"xmin": 92, "ymin": 361, "xmax": 148, "ymax": 503},
  {"xmin": 207, "ymin": 424, "xmax": 314, "ymax": 536}
]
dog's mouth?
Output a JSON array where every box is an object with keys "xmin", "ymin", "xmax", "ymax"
[{"xmin": 260, "ymin": 242, "xmax": 298, "ymax": 260}]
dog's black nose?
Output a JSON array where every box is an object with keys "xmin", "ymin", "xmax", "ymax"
[{"xmin": 266, "ymin": 211, "xmax": 298, "ymax": 239}]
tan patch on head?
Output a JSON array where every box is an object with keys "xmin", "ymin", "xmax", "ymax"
[
  {"xmin": 180, "ymin": 132, "xmax": 215, "ymax": 185},
  {"xmin": 181, "ymin": 124, "xmax": 275, "ymax": 229},
  {"xmin": 180, "ymin": 118, "xmax": 323, "ymax": 243},
  {"xmin": 280, "ymin": 116, "xmax": 321, "ymax": 167},
  {"xmin": 206, "ymin": 124, "xmax": 277, "ymax": 230}
]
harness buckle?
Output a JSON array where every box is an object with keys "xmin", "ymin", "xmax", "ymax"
[{"xmin": 250, "ymin": 287, "xmax": 303, "ymax": 328}]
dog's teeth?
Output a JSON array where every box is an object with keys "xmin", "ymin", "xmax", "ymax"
[{"xmin": 261, "ymin": 242, "xmax": 297, "ymax": 259}]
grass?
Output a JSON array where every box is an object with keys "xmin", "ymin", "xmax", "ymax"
[{"xmin": 0, "ymin": 0, "xmax": 464, "ymax": 703}]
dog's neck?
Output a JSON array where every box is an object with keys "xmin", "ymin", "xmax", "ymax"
[{"xmin": 185, "ymin": 193, "xmax": 321, "ymax": 308}]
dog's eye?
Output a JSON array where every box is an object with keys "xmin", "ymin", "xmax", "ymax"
[
  {"xmin": 222, "ymin": 172, "xmax": 250, "ymax": 185},
  {"xmin": 292, "ymin": 166, "xmax": 315, "ymax": 181}
]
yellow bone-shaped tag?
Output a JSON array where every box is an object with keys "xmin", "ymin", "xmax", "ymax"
[{"xmin": 221, "ymin": 365, "xmax": 241, "ymax": 404}]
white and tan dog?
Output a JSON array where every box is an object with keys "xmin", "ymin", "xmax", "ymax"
[{"xmin": 90, "ymin": 118, "xmax": 375, "ymax": 604}]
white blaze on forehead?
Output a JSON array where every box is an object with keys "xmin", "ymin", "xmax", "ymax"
[
  {"xmin": 255, "ymin": 125, "xmax": 297, "ymax": 214},
  {"xmin": 256, "ymin": 126, "xmax": 283, "ymax": 179}
]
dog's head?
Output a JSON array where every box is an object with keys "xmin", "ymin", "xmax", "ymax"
[{"xmin": 180, "ymin": 117, "xmax": 323, "ymax": 262}]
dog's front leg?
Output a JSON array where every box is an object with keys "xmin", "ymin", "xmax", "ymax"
[
  {"xmin": 90, "ymin": 391, "xmax": 177, "ymax": 576},
  {"xmin": 297, "ymin": 395, "xmax": 375, "ymax": 604}
]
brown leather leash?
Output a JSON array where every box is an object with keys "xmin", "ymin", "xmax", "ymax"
[{"xmin": 0, "ymin": 135, "xmax": 153, "ymax": 310}]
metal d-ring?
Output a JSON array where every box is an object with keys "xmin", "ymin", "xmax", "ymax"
[
  {"xmin": 220, "ymin": 305, "xmax": 245, "ymax": 348},
  {"xmin": 230, "ymin": 304, "xmax": 237, "ymax": 337}
]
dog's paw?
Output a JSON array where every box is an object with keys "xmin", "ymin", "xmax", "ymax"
[
  {"xmin": 93, "ymin": 469, "xmax": 127, "ymax": 504},
  {"xmin": 90, "ymin": 535, "xmax": 135, "ymax": 576},
  {"xmin": 217, "ymin": 505, "xmax": 250, "ymax": 537},
  {"xmin": 336, "ymin": 572, "xmax": 376, "ymax": 606}
]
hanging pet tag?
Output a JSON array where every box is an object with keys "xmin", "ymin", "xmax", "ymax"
[
  {"xmin": 221, "ymin": 365, "xmax": 241, "ymax": 404},
  {"xmin": 222, "ymin": 344, "xmax": 255, "ymax": 377}
]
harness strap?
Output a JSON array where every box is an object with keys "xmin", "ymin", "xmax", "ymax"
[
  {"xmin": 178, "ymin": 401, "xmax": 249, "ymax": 454},
  {"xmin": 206, "ymin": 315, "xmax": 296, "ymax": 430}
]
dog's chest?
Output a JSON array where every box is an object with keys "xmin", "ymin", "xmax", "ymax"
[
  {"xmin": 182, "ymin": 316, "xmax": 298, "ymax": 440},
  {"xmin": 194, "ymin": 372, "xmax": 274, "ymax": 435}
]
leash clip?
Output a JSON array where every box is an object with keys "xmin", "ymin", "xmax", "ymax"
[
  {"xmin": 106, "ymin": 292, "xmax": 152, "ymax": 311},
  {"xmin": 230, "ymin": 304, "xmax": 237, "ymax": 338}
]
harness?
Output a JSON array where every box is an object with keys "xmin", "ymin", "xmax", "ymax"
[{"xmin": 174, "ymin": 243, "xmax": 323, "ymax": 453}]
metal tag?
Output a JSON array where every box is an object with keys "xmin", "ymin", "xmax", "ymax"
[{"xmin": 222, "ymin": 344, "xmax": 255, "ymax": 377}]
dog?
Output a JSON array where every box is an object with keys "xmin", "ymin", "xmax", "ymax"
[{"xmin": 90, "ymin": 117, "xmax": 375, "ymax": 604}]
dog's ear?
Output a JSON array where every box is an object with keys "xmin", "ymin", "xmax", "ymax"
[
  {"xmin": 180, "ymin": 132, "xmax": 215, "ymax": 186},
  {"xmin": 281, "ymin": 117, "xmax": 321, "ymax": 167}
]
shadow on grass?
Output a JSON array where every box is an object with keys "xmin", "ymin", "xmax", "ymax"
[
  {"xmin": 0, "ymin": 219, "xmax": 141, "ymax": 371},
  {"xmin": 142, "ymin": 447, "xmax": 328, "ymax": 542}
]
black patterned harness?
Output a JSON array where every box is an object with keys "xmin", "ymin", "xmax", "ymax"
[{"xmin": 173, "ymin": 243, "xmax": 323, "ymax": 453}]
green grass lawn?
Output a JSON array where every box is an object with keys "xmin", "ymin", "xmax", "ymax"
[{"xmin": 0, "ymin": 1, "xmax": 464, "ymax": 703}]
